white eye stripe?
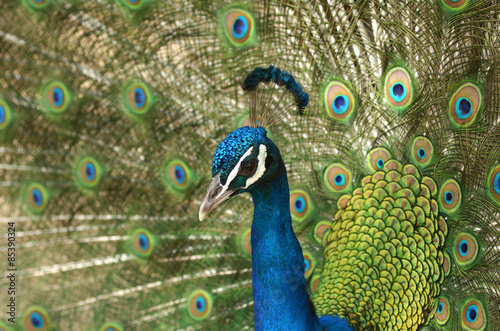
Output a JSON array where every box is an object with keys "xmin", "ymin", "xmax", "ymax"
[
  {"xmin": 222, "ymin": 146, "xmax": 254, "ymax": 192},
  {"xmin": 244, "ymin": 145, "xmax": 267, "ymax": 188}
]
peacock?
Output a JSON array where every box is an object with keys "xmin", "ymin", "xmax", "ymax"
[{"xmin": 1, "ymin": 0, "xmax": 499, "ymax": 330}]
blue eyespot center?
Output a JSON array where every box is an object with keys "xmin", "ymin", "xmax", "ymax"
[
  {"xmin": 455, "ymin": 97, "xmax": 472, "ymax": 119},
  {"xmin": 304, "ymin": 258, "xmax": 310, "ymax": 271},
  {"xmin": 418, "ymin": 148, "xmax": 426, "ymax": 159},
  {"xmin": 32, "ymin": 189, "xmax": 43, "ymax": 207},
  {"xmin": 0, "ymin": 105, "xmax": 5, "ymax": 124},
  {"xmin": 444, "ymin": 191, "xmax": 453, "ymax": 204},
  {"xmin": 437, "ymin": 302, "xmax": 444, "ymax": 313},
  {"xmin": 466, "ymin": 305, "xmax": 478, "ymax": 323},
  {"xmin": 295, "ymin": 196, "xmax": 306, "ymax": 213},
  {"xmin": 30, "ymin": 312, "xmax": 44, "ymax": 329},
  {"xmin": 174, "ymin": 165, "xmax": 186, "ymax": 184},
  {"xmin": 331, "ymin": 95, "xmax": 349, "ymax": 114},
  {"xmin": 334, "ymin": 174, "xmax": 346, "ymax": 186},
  {"xmin": 53, "ymin": 87, "xmax": 64, "ymax": 107},
  {"xmin": 232, "ymin": 16, "xmax": 248, "ymax": 40},
  {"xmin": 195, "ymin": 297, "xmax": 206, "ymax": 312},
  {"xmin": 134, "ymin": 87, "xmax": 146, "ymax": 108},
  {"xmin": 459, "ymin": 239, "xmax": 468, "ymax": 256},
  {"xmin": 493, "ymin": 172, "xmax": 500, "ymax": 194},
  {"xmin": 85, "ymin": 162, "xmax": 96, "ymax": 181},
  {"xmin": 377, "ymin": 159, "xmax": 384, "ymax": 169},
  {"xmin": 138, "ymin": 233, "xmax": 149, "ymax": 251},
  {"xmin": 390, "ymin": 83, "xmax": 407, "ymax": 102}
]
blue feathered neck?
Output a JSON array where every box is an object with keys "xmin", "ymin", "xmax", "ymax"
[
  {"xmin": 248, "ymin": 161, "xmax": 322, "ymax": 330},
  {"xmin": 248, "ymin": 150, "xmax": 354, "ymax": 331}
]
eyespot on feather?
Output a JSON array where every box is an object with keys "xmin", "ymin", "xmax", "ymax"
[
  {"xmin": 25, "ymin": 183, "xmax": 49, "ymax": 214},
  {"xmin": 323, "ymin": 163, "xmax": 351, "ymax": 193},
  {"xmin": 411, "ymin": 136, "xmax": 433, "ymax": 167},
  {"xmin": 448, "ymin": 83, "xmax": 481, "ymax": 127},
  {"xmin": 117, "ymin": 0, "xmax": 149, "ymax": 10},
  {"xmin": 324, "ymin": 81, "xmax": 356, "ymax": 122},
  {"xmin": 313, "ymin": 220, "xmax": 332, "ymax": 244},
  {"xmin": 367, "ymin": 147, "xmax": 392, "ymax": 173},
  {"xmin": 442, "ymin": 252, "xmax": 451, "ymax": 277},
  {"xmin": 487, "ymin": 166, "xmax": 500, "ymax": 204},
  {"xmin": 454, "ymin": 233, "xmax": 478, "ymax": 267},
  {"xmin": 75, "ymin": 157, "xmax": 103, "ymax": 189},
  {"xmin": 442, "ymin": 0, "xmax": 468, "ymax": 9},
  {"xmin": 165, "ymin": 159, "xmax": 192, "ymax": 191},
  {"xmin": 0, "ymin": 99, "xmax": 13, "ymax": 130},
  {"xmin": 461, "ymin": 299, "xmax": 486, "ymax": 330},
  {"xmin": 310, "ymin": 272, "xmax": 321, "ymax": 294},
  {"xmin": 24, "ymin": 0, "xmax": 52, "ymax": 10},
  {"xmin": 23, "ymin": 306, "xmax": 50, "ymax": 331},
  {"xmin": 99, "ymin": 322, "xmax": 124, "ymax": 331},
  {"xmin": 41, "ymin": 81, "xmax": 72, "ymax": 114},
  {"xmin": 384, "ymin": 67, "xmax": 413, "ymax": 112},
  {"xmin": 0, "ymin": 320, "xmax": 15, "ymax": 331},
  {"xmin": 123, "ymin": 82, "xmax": 153, "ymax": 116},
  {"xmin": 289, "ymin": 189, "xmax": 313, "ymax": 222},
  {"xmin": 223, "ymin": 10, "xmax": 255, "ymax": 46},
  {"xmin": 439, "ymin": 179, "xmax": 461, "ymax": 214},
  {"xmin": 131, "ymin": 228, "xmax": 155, "ymax": 258},
  {"xmin": 302, "ymin": 251, "xmax": 317, "ymax": 280},
  {"xmin": 240, "ymin": 229, "xmax": 252, "ymax": 256},
  {"xmin": 435, "ymin": 297, "xmax": 450, "ymax": 325},
  {"xmin": 187, "ymin": 289, "xmax": 213, "ymax": 320}
]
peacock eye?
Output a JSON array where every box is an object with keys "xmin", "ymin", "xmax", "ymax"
[{"xmin": 239, "ymin": 159, "xmax": 258, "ymax": 176}]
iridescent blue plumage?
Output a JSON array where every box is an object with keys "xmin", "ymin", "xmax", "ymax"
[
  {"xmin": 211, "ymin": 126, "xmax": 267, "ymax": 183},
  {"xmin": 203, "ymin": 82, "xmax": 353, "ymax": 329}
]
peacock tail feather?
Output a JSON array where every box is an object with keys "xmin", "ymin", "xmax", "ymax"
[{"xmin": 1, "ymin": 0, "xmax": 499, "ymax": 330}]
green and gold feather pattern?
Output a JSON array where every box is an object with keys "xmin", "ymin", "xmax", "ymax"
[{"xmin": 1, "ymin": 0, "xmax": 499, "ymax": 330}]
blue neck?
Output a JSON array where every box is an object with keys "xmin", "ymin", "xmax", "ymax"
[{"xmin": 249, "ymin": 163, "xmax": 322, "ymax": 331}]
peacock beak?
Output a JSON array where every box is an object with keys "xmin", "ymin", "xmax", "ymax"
[{"xmin": 199, "ymin": 173, "xmax": 236, "ymax": 221}]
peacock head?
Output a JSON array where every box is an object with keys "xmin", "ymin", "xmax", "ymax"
[{"xmin": 199, "ymin": 126, "xmax": 282, "ymax": 221}]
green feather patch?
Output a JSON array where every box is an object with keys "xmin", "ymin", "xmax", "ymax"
[
  {"xmin": 486, "ymin": 165, "xmax": 500, "ymax": 204},
  {"xmin": 23, "ymin": 306, "xmax": 51, "ymax": 331},
  {"xmin": 410, "ymin": 136, "xmax": 434, "ymax": 168},
  {"xmin": 40, "ymin": 81, "xmax": 72, "ymax": 115},
  {"xmin": 24, "ymin": 183, "xmax": 50, "ymax": 214},
  {"xmin": 219, "ymin": 6, "xmax": 256, "ymax": 48},
  {"xmin": 313, "ymin": 220, "xmax": 332, "ymax": 245},
  {"xmin": 461, "ymin": 298, "xmax": 487, "ymax": 331},
  {"xmin": 74, "ymin": 156, "xmax": 104, "ymax": 190},
  {"xmin": 99, "ymin": 322, "xmax": 124, "ymax": 331},
  {"xmin": 130, "ymin": 228, "xmax": 156, "ymax": 259},
  {"xmin": 439, "ymin": 179, "xmax": 462, "ymax": 215},
  {"xmin": 448, "ymin": 82, "xmax": 482, "ymax": 128},
  {"xmin": 383, "ymin": 66, "xmax": 414, "ymax": 112},
  {"xmin": 289, "ymin": 189, "xmax": 315, "ymax": 223},
  {"xmin": 435, "ymin": 297, "xmax": 451, "ymax": 326},
  {"xmin": 121, "ymin": 81, "xmax": 154, "ymax": 117},
  {"xmin": 303, "ymin": 251, "xmax": 317, "ymax": 281},
  {"xmin": 323, "ymin": 163, "xmax": 352, "ymax": 194},
  {"xmin": 322, "ymin": 80, "xmax": 357, "ymax": 123},
  {"xmin": 366, "ymin": 147, "xmax": 392, "ymax": 173},
  {"xmin": 23, "ymin": 0, "xmax": 52, "ymax": 10},
  {"xmin": 162, "ymin": 157, "xmax": 199, "ymax": 200},
  {"xmin": 0, "ymin": 99, "xmax": 13, "ymax": 131},
  {"xmin": 187, "ymin": 289, "xmax": 213, "ymax": 321},
  {"xmin": 453, "ymin": 232, "xmax": 479, "ymax": 267}
]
